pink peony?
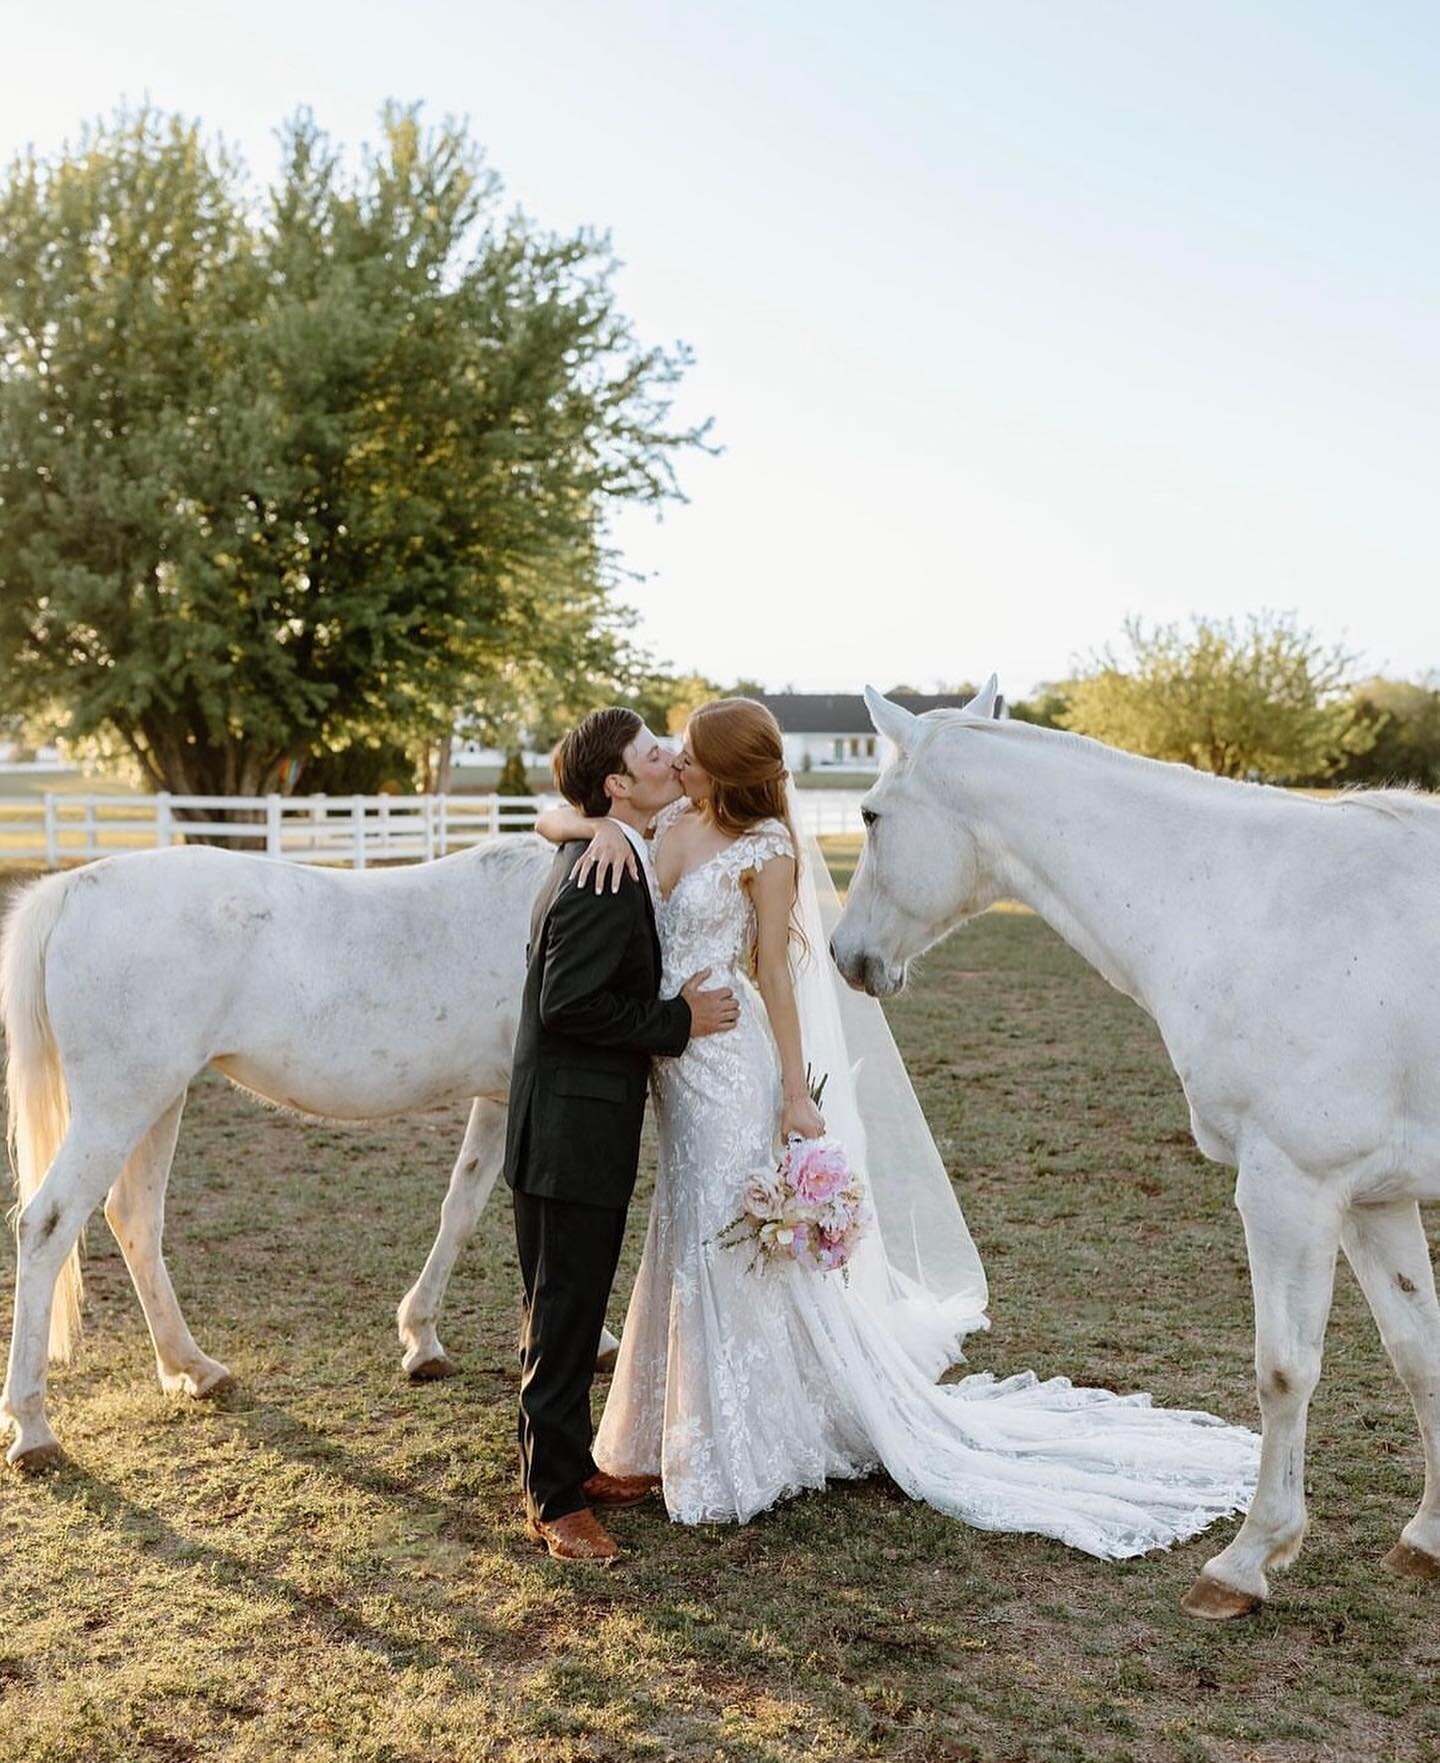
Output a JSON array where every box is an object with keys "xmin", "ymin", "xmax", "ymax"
[{"xmin": 787, "ymin": 1139, "xmax": 850, "ymax": 1206}]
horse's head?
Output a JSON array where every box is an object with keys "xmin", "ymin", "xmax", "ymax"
[{"xmin": 830, "ymin": 679, "xmax": 1003, "ymax": 996}]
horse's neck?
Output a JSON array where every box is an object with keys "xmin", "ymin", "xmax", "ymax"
[{"xmin": 956, "ymin": 732, "xmax": 1258, "ymax": 1011}]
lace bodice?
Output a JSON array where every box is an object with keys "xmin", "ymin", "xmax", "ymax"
[{"xmin": 650, "ymin": 801, "xmax": 794, "ymax": 995}]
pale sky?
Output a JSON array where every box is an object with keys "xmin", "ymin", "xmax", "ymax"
[{"xmin": 3, "ymin": 0, "xmax": 1436, "ymax": 697}]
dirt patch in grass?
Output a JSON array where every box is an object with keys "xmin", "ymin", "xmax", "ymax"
[{"xmin": 2, "ymin": 900, "xmax": 1437, "ymax": 1761}]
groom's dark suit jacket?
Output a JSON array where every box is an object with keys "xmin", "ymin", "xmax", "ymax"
[{"xmin": 503, "ymin": 840, "xmax": 692, "ymax": 1210}]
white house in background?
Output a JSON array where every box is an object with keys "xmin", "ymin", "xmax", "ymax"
[
  {"xmin": 0, "ymin": 742, "xmax": 66, "ymax": 768},
  {"xmin": 754, "ymin": 693, "xmax": 984, "ymax": 773},
  {"xmin": 449, "ymin": 738, "xmax": 549, "ymax": 770},
  {"xmin": 446, "ymin": 691, "xmax": 991, "ymax": 776}
]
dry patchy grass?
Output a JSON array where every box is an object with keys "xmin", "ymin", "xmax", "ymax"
[{"xmin": 1, "ymin": 859, "xmax": 1437, "ymax": 1762}]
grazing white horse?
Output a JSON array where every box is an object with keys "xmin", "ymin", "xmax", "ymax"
[
  {"xmin": 831, "ymin": 682, "xmax": 1440, "ymax": 1620},
  {"xmin": 0, "ymin": 835, "xmax": 580, "ymax": 1472}
]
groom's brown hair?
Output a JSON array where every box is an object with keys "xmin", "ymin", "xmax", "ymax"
[{"xmin": 552, "ymin": 707, "xmax": 643, "ymax": 817}]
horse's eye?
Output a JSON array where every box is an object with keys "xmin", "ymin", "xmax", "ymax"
[{"xmin": 861, "ymin": 807, "xmax": 878, "ymax": 829}]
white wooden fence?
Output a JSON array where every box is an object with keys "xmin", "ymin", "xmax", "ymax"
[
  {"xmin": 0, "ymin": 789, "xmax": 866, "ymax": 869},
  {"xmin": 0, "ymin": 793, "xmax": 547, "ymax": 869}
]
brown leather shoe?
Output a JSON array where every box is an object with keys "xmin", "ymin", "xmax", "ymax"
[
  {"xmin": 525, "ymin": 1507, "xmax": 623, "ymax": 1563},
  {"xmin": 582, "ymin": 1470, "xmax": 662, "ymax": 1508}
]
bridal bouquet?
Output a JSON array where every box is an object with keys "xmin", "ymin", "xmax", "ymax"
[{"xmin": 716, "ymin": 1132, "xmax": 872, "ymax": 1276}]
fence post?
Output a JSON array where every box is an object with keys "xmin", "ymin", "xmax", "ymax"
[
  {"xmin": 311, "ymin": 793, "xmax": 326, "ymax": 854},
  {"xmin": 437, "ymin": 794, "xmax": 449, "ymax": 857},
  {"xmin": 265, "ymin": 794, "xmax": 282, "ymax": 857},
  {"xmin": 352, "ymin": 798, "xmax": 366, "ymax": 871},
  {"xmin": 43, "ymin": 793, "xmax": 58, "ymax": 869},
  {"xmin": 82, "ymin": 797, "xmax": 97, "ymax": 858},
  {"xmin": 422, "ymin": 795, "xmax": 435, "ymax": 862},
  {"xmin": 156, "ymin": 792, "xmax": 173, "ymax": 850},
  {"xmin": 379, "ymin": 793, "xmax": 391, "ymax": 852},
  {"xmin": 489, "ymin": 796, "xmax": 500, "ymax": 837}
]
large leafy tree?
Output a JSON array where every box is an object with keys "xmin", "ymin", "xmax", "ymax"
[
  {"xmin": 0, "ymin": 105, "xmax": 705, "ymax": 795},
  {"xmin": 1333, "ymin": 675, "xmax": 1440, "ymax": 789},
  {"xmin": 1058, "ymin": 612, "xmax": 1377, "ymax": 782}
]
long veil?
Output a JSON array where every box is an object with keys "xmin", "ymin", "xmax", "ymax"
[{"xmin": 789, "ymin": 821, "xmax": 990, "ymax": 1373}]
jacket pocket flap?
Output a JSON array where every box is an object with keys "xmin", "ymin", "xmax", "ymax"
[{"xmin": 553, "ymin": 1067, "xmax": 629, "ymax": 1104}]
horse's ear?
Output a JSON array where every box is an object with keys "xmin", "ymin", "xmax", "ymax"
[
  {"xmin": 964, "ymin": 675, "xmax": 1001, "ymax": 719},
  {"xmin": 864, "ymin": 686, "xmax": 919, "ymax": 752}
]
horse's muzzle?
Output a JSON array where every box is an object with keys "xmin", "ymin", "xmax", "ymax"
[{"xmin": 830, "ymin": 937, "xmax": 905, "ymax": 998}]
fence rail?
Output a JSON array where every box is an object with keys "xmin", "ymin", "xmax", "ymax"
[{"xmin": 0, "ymin": 790, "xmax": 866, "ymax": 868}]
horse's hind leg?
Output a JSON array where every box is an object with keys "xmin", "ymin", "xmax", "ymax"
[
  {"xmin": 2, "ymin": 1118, "xmax": 136, "ymax": 1470},
  {"xmin": 398, "ymin": 1096, "xmax": 506, "ymax": 1379},
  {"xmin": 1340, "ymin": 1200, "xmax": 1440, "ymax": 1578},
  {"xmin": 103, "ymin": 1094, "xmax": 232, "ymax": 1401},
  {"xmin": 397, "ymin": 1095, "xmax": 621, "ymax": 1382}
]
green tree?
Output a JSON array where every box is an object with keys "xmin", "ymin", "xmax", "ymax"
[
  {"xmin": 1333, "ymin": 676, "xmax": 1440, "ymax": 789},
  {"xmin": 0, "ymin": 105, "xmax": 705, "ymax": 797},
  {"xmin": 494, "ymin": 750, "xmax": 531, "ymax": 796},
  {"xmin": 1008, "ymin": 683, "xmax": 1073, "ymax": 729},
  {"xmin": 1059, "ymin": 613, "xmax": 1376, "ymax": 782},
  {"xmin": 626, "ymin": 668, "xmax": 725, "ymax": 735}
]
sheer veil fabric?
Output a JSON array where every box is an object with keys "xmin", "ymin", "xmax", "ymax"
[
  {"xmin": 790, "ymin": 825, "xmax": 990, "ymax": 1374},
  {"xmin": 592, "ymin": 796, "xmax": 1260, "ymax": 1556}
]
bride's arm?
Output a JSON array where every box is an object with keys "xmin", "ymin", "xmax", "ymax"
[
  {"xmin": 750, "ymin": 856, "xmax": 825, "ymax": 1140},
  {"xmin": 533, "ymin": 802, "xmax": 600, "ymax": 844},
  {"xmin": 532, "ymin": 804, "xmax": 637, "ymax": 892}
]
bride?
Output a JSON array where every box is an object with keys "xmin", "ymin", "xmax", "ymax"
[{"xmin": 534, "ymin": 696, "xmax": 1259, "ymax": 1557}]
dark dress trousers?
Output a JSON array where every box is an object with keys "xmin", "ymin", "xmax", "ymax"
[{"xmin": 504, "ymin": 839, "xmax": 691, "ymax": 1523}]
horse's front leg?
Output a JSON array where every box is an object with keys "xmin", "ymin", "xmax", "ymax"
[
  {"xmin": 1340, "ymin": 1199, "xmax": 1440, "ymax": 1578},
  {"xmin": 1183, "ymin": 1146, "xmax": 1343, "ymax": 1620},
  {"xmin": 103, "ymin": 1095, "xmax": 232, "ymax": 1401},
  {"xmin": 398, "ymin": 1096, "xmax": 507, "ymax": 1379}
]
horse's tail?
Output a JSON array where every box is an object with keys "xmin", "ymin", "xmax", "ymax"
[{"xmin": 1, "ymin": 871, "xmax": 79, "ymax": 1362}]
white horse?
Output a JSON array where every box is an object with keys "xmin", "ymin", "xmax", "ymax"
[
  {"xmin": 831, "ymin": 683, "xmax": 1440, "ymax": 1620},
  {"xmin": 0, "ymin": 835, "xmax": 593, "ymax": 1472}
]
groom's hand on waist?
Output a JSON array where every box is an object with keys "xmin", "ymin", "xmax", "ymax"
[{"xmin": 681, "ymin": 969, "xmax": 739, "ymax": 1038}]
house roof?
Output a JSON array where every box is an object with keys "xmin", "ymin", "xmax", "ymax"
[{"xmin": 753, "ymin": 693, "xmax": 976, "ymax": 734}]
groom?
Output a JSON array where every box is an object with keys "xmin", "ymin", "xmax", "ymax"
[{"xmin": 503, "ymin": 707, "xmax": 738, "ymax": 1562}]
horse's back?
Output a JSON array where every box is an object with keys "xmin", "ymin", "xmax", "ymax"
[{"xmin": 36, "ymin": 839, "xmax": 555, "ymax": 1111}]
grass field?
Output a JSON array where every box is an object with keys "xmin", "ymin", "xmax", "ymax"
[{"xmin": 1, "ymin": 851, "xmax": 1437, "ymax": 1762}]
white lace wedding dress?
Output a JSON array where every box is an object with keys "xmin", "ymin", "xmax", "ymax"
[{"xmin": 592, "ymin": 801, "xmax": 1260, "ymax": 1557}]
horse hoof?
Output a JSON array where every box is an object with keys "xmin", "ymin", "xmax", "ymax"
[
  {"xmin": 1181, "ymin": 1574, "xmax": 1262, "ymax": 1621},
  {"xmin": 594, "ymin": 1346, "xmax": 619, "ymax": 1374},
  {"xmin": 166, "ymin": 1366, "xmax": 234, "ymax": 1400},
  {"xmin": 1382, "ymin": 1540, "xmax": 1440, "ymax": 1580},
  {"xmin": 8, "ymin": 1442, "xmax": 63, "ymax": 1475},
  {"xmin": 407, "ymin": 1355, "xmax": 460, "ymax": 1383}
]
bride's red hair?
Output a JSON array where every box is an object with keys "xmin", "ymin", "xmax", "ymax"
[{"xmin": 687, "ymin": 698, "xmax": 807, "ymax": 953}]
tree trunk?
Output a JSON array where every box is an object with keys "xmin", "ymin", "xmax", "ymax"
[{"xmin": 133, "ymin": 714, "xmax": 288, "ymax": 842}]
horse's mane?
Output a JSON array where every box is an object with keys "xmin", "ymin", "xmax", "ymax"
[
  {"xmin": 913, "ymin": 711, "xmax": 1440, "ymax": 820},
  {"xmin": 914, "ymin": 711, "xmax": 1280, "ymax": 801},
  {"xmin": 1330, "ymin": 783, "xmax": 1440, "ymax": 823}
]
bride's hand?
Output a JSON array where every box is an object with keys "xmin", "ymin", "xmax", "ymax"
[
  {"xmin": 781, "ymin": 1093, "xmax": 825, "ymax": 1140},
  {"xmin": 571, "ymin": 820, "xmax": 639, "ymax": 894}
]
